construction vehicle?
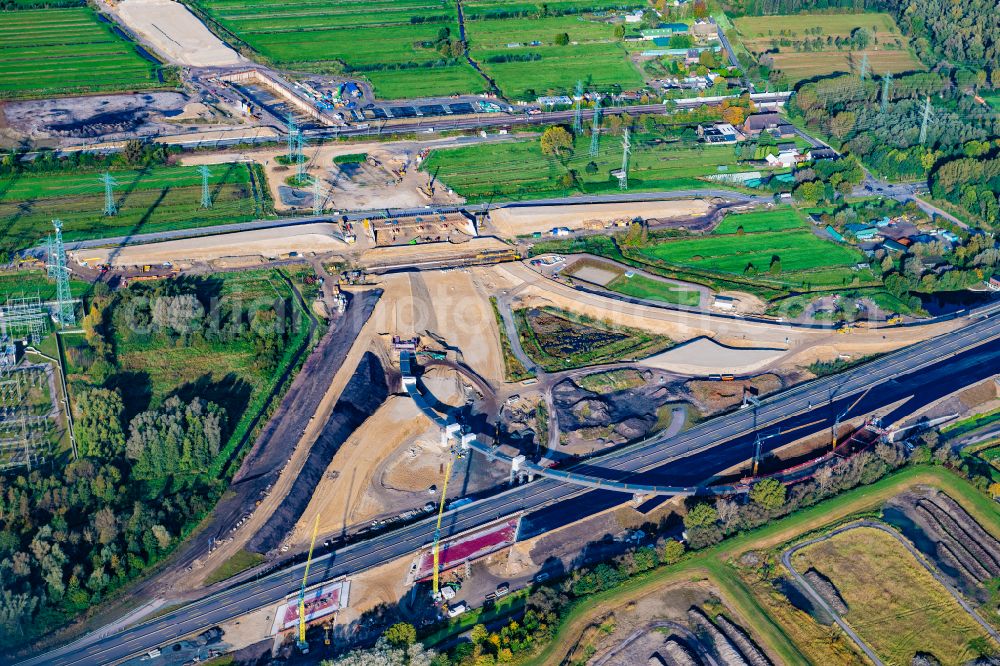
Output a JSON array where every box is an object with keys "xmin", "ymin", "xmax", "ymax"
[
  {"xmin": 296, "ymin": 515, "xmax": 321, "ymax": 653},
  {"xmin": 323, "ymin": 622, "xmax": 332, "ymax": 646},
  {"xmin": 886, "ymin": 315, "xmax": 903, "ymax": 325}
]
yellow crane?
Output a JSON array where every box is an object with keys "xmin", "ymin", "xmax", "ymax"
[
  {"xmin": 431, "ymin": 455, "xmax": 456, "ymax": 599},
  {"xmin": 297, "ymin": 514, "xmax": 321, "ymax": 653}
]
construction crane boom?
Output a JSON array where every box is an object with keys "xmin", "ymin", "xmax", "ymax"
[
  {"xmin": 431, "ymin": 455, "xmax": 456, "ymax": 598},
  {"xmin": 297, "ymin": 514, "xmax": 321, "ymax": 653}
]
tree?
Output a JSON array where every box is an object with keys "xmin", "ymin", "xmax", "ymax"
[
  {"xmin": 829, "ymin": 111, "xmax": 856, "ymax": 139},
  {"xmin": 121, "ymin": 140, "xmax": 145, "ymax": 166},
  {"xmin": 683, "ymin": 502, "xmax": 718, "ymax": 530},
  {"xmin": 722, "ymin": 106, "xmax": 746, "ymax": 126},
  {"xmin": 554, "ymin": 32, "xmax": 569, "ymax": 46},
  {"xmin": 540, "ymin": 126, "xmax": 574, "ymax": 158},
  {"xmin": 74, "ymin": 388, "xmax": 126, "ymax": 459},
  {"xmin": 749, "ymin": 477, "xmax": 787, "ymax": 510},
  {"xmin": 989, "ymin": 482, "xmax": 1000, "ymax": 499},
  {"xmin": 126, "ymin": 396, "xmax": 225, "ymax": 479},
  {"xmin": 384, "ymin": 622, "xmax": 417, "ymax": 647},
  {"xmin": 614, "ymin": 24, "xmax": 625, "ymax": 40},
  {"xmin": 658, "ymin": 538, "xmax": 685, "ymax": 564}
]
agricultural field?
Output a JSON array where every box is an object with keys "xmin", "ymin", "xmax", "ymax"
[
  {"xmin": 514, "ymin": 305, "xmax": 672, "ymax": 370},
  {"xmin": 423, "ymin": 131, "xmax": 759, "ymax": 201},
  {"xmin": 791, "ymin": 525, "xmax": 998, "ymax": 663},
  {"xmin": 190, "ymin": 0, "xmax": 485, "ymax": 98},
  {"xmin": 0, "ymin": 163, "xmax": 262, "ymax": 258},
  {"xmin": 464, "ymin": 0, "xmax": 644, "ymax": 99},
  {"xmin": 0, "ymin": 7, "xmax": 167, "ymax": 99},
  {"xmin": 732, "ymin": 12, "xmax": 924, "ymax": 83}
]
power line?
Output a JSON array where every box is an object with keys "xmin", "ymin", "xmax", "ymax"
[
  {"xmin": 573, "ymin": 80, "xmax": 583, "ymax": 134},
  {"xmin": 618, "ymin": 128, "xmax": 630, "ymax": 191},
  {"xmin": 919, "ymin": 95, "xmax": 933, "ymax": 145},
  {"xmin": 880, "ymin": 72, "xmax": 892, "ymax": 114},
  {"xmin": 589, "ymin": 95, "xmax": 602, "ymax": 157},
  {"xmin": 100, "ymin": 172, "xmax": 118, "ymax": 216},
  {"xmin": 198, "ymin": 165, "xmax": 212, "ymax": 209}
]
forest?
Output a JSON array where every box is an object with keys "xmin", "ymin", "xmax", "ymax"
[{"xmin": 0, "ymin": 275, "xmax": 302, "ymax": 648}]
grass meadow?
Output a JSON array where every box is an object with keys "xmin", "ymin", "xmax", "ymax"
[
  {"xmin": 0, "ymin": 7, "xmax": 166, "ymax": 99},
  {"xmin": 0, "ymin": 163, "xmax": 260, "ymax": 257},
  {"xmin": 792, "ymin": 526, "xmax": 995, "ymax": 663}
]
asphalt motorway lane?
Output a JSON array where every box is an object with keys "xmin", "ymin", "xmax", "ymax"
[{"xmin": 18, "ymin": 310, "xmax": 1000, "ymax": 666}]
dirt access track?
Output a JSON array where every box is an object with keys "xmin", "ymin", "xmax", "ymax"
[
  {"xmin": 111, "ymin": 0, "xmax": 245, "ymax": 67},
  {"xmin": 495, "ymin": 261, "xmax": 967, "ymax": 371}
]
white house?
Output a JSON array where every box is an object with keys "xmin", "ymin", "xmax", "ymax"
[{"xmin": 765, "ymin": 149, "xmax": 802, "ymax": 168}]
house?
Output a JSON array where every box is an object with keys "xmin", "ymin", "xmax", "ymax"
[
  {"xmin": 713, "ymin": 295, "xmax": 735, "ymax": 310},
  {"xmin": 624, "ymin": 9, "xmax": 644, "ymax": 23},
  {"xmin": 845, "ymin": 223, "xmax": 879, "ymax": 241},
  {"xmin": 807, "ymin": 148, "xmax": 839, "ymax": 161},
  {"xmin": 765, "ymin": 149, "xmax": 801, "ymax": 167},
  {"xmin": 987, "ymin": 275, "xmax": 1000, "ymax": 291},
  {"xmin": 742, "ymin": 112, "xmax": 782, "ymax": 135},
  {"xmin": 536, "ymin": 95, "xmax": 572, "ymax": 107},
  {"xmin": 691, "ymin": 19, "xmax": 719, "ymax": 40},
  {"xmin": 698, "ymin": 122, "xmax": 741, "ymax": 144},
  {"xmin": 684, "ymin": 48, "xmax": 701, "ymax": 64},
  {"xmin": 882, "ymin": 238, "xmax": 909, "ymax": 253}
]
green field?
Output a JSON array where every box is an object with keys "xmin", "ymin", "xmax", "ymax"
[
  {"xmin": 637, "ymin": 228, "xmax": 864, "ymax": 276},
  {"xmin": 465, "ymin": 6, "xmax": 644, "ymax": 98},
  {"xmin": 713, "ymin": 207, "xmax": 807, "ymax": 234},
  {"xmin": 0, "ymin": 7, "xmax": 167, "ymax": 99},
  {"xmin": 0, "ymin": 269, "xmax": 90, "ymax": 302},
  {"xmin": 190, "ymin": 0, "xmax": 484, "ymax": 98},
  {"xmin": 423, "ymin": 132, "xmax": 762, "ymax": 201},
  {"xmin": 733, "ymin": 12, "xmax": 924, "ymax": 83},
  {"xmin": 0, "ymin": 163, "xmax": 261, "ymax": 257},
  {"xmin": 605, "ymin": 273, "xmax": 701, "ymax": 306}
]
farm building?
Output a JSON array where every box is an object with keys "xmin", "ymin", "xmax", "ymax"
[
  {"xmin": 807, "ymin": 148, "xmax": 839, "ymax": 161},
  {"xmin": 698, "ymin": 123, "xmax": 741, "ymax": 144},
  {"xmin": 691, "ymin": 20, "xmax": 719, "ymax": 40},
  {"xmin": 882, "ymin": 238, "xmax": 909, "ymax": 253},
  {"xmin": 845, "ymin": 223, "xmax": 880, "ymax": 241},
  {"xmin": 742, "ymin": 112, "xmax": 796, "ymax": 138},
  {"xmin": 825, "ymin": 225, "xmax": 846, "ymax": 243}
]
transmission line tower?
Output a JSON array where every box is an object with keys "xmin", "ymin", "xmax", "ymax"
[
  {"xmin": 589, "ymin": 96, "xmax": 602, "ymax": 157},
  {"xmin": 880, "ymin": 72, "xmax": 892, "ymax": 114},
  {"xmin": 100, "ymin": 172, "xmax": 118, "ymax": 216},
  {"xmin": 296, "ymin": 131, "xmax": 307, "ymax": 181},
  {"xmin": 312, "ymin": 177, "xmax": 325, "ymax": 216},
  {"xmin": 46, "ymin": 219, "xmax": 74, "ymax": 328},
  {"xmin": 919, "ymin": 96, "xmax": 933, "ymax": 145},
  {"xmin": 857, "ymin": 52, "xmax": 869, "ymax": 81},
  {"xmin": 573, "ymin": 80, "xmax": 584, "ymax": 134},
  {"xmin": 198, "ymin": 165, "xmax": 212, "ymax": 209},
  {"xmin": 286, "ymin": 113, "xmax": 299, "ymax": 162},
  {"xmin": 618, "ymin": 128, "xmax": 630, "ymax": 190}
]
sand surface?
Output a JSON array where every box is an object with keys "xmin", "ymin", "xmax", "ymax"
[
  {"xmin": 73, "ymin": 223, "xmax": 347, "ymax": 267},
  {"xmin": 115, "ymin": 0, "xmax": 245, "ymax": 67},
  {"xmin": 489, "ymin": 199, "xmax": 710, "ymax": 236},
  {"xmin": 641, "ymin": 337, "xmax": 784, "ymax": 375}
]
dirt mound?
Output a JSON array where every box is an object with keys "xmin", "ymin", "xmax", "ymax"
[
  {"xmin": 247, "ymin": 352, "xmax": 388, "ymax": 554},
  {"xmin": 803, "ymin": 568, "xmax": 848, "ymax": 615}
]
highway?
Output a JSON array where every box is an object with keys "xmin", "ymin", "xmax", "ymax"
[{"xmin": 18, "ymin": 306, "xmax": 1000, "ymax": 666}]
